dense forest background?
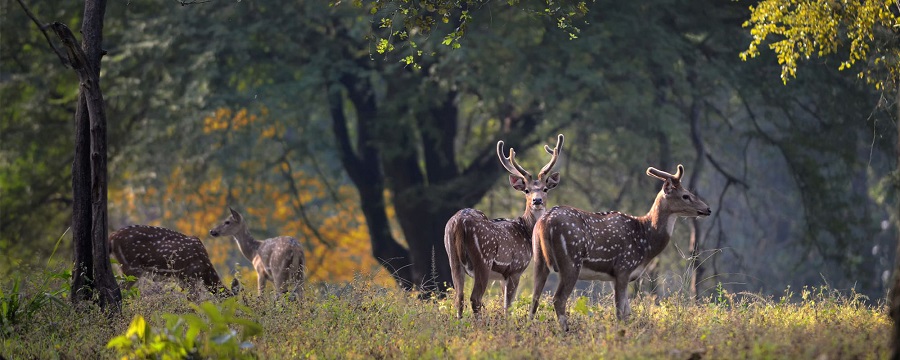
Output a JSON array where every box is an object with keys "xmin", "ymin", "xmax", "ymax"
[{"xmin": 1, "ymin": 0, "xmax": 897, "ymax": 301}]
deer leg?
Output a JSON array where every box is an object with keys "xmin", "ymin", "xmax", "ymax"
[
  {"xmin": 448, "ymin": 255, "xmax": 466, "ymax": 319},
  {"xmin": 469, "ymin": 265, "xmax": 490, "ymax": 318},
  {"xmin": 256, "ymin": 271, "xmax": 267, "ymax": 296},
  {"xmin": 614, "ymin": 273, "xmax": 632, "ymax": 321},
  {"xmin": 553, "ymin": 264, "xmax": 579, "ymax": 332},
  {"xmin": 503, "ymin": 275, "xmax": 520, "ymax": 313},
  {"xmin": 530, "ymin": 257, "xmax": 550, "ymax": 320}
]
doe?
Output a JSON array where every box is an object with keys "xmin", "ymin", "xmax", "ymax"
[
  {"xmin": 109, "ymin": 225, "xmax": 237, "ymax": 296},
  {"xmin": 209, "ymin": 207, "xmax": 305, "ymax": 299}
]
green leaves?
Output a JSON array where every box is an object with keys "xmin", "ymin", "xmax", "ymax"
[
  {"xmin": 0, "ymin": 276, "xmax": 65, "ymax": 338},
  {"xmin": 106, "ymin": 298, "xmax": 262, "ymax": 359}
]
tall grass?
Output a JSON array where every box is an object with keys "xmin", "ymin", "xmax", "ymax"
[{"xmin": 0, "ymin": 269, "xmax": 891, "ymax": 359}]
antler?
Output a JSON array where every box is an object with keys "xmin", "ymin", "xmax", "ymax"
[
  {"xmin": 497, "ymin": 140, "xmax": 533, "ymax": 180},
  {"xmin": 538, "ymin": 134, "xmax": 564, "ymax": 180},
  {"xmin": 646, "ymin": 164, "xmax": 685, "ymax": 182}
]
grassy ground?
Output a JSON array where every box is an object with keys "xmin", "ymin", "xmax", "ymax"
[{"xmin": 0, "ymin": 271, "xmax": 892, "ymax": 359}]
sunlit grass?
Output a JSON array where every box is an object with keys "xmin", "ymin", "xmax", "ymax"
[{"xmin": 0, "ymin": 270, "xmax": 891, "ymax": 359}]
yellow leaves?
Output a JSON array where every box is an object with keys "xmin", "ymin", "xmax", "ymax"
[
  {"xmin": 742, "ymin": 0, "xmax": 900, "ymax": 86},
  {"xmin": 111, "ymin": 148, "xmax": 394, "ymax": 287},
  {"xmin": 202, "ymin": 107, "xmax": 263, "ymax": 134}
]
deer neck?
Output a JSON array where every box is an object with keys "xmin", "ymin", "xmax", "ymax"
[
  {"xmin": 232, "ymin": 226, "xmax": 262, "ymax": 261},
  {"xmin": 519, "ymin": 205, "xmax": 544, "ymax": 235},
  {"xmin": 639, "ymin": 191, "xmax": 677, "ymax": 256}
]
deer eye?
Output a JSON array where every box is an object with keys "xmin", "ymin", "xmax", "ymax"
[
  {"xmin": 524, "ymin": 189, "xmax": 530, "ymax": 194},
  {"xmin": 543, "ymin": 187, "xmax": 549, "ymax": 192},
  {"xmin": 682, "ymin": 195, "xmax": 690, "ymax": 200},
  {"xmin": 225, "ymin": 221, "xmax": 231, "ymax": 225}
]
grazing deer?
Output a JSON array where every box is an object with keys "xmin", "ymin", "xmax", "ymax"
[
  {"xmin": 209, "ymin": 207, "xmax": 305, "ymax": 299},
  {"xmin": 444, "ymin": 134, "xmax": 564, "ymax": 318},
  {"xmin": 108, "ymin": 225, "xmax": 237, "ymax": 296},
  {"xmin": 530, "ymin": 164, "xmax": 710, "ymax": 331}
]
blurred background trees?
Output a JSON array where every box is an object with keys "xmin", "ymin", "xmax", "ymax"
[{"xmin": 1, "ymin": 0, "xmax": 897, "ymax": 301}]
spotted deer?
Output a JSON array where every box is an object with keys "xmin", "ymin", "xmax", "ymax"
[
  {"xmin": 209, "ymin": 207, "xmax": 305, "ymax": 299},
  {"xmin": 444, "ymin": 134, "xmax": 564, "ymax": 318},
  {"xmin": 108, "ymin": 225, "xmax": 237, "ymax": 296},
  {"xmin": 530, "ymin": 164, "xmax": 710, "ymax": 330}
]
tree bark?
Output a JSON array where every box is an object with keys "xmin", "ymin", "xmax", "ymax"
[
  {"xmin": 327, "ymin": 79, "xmax": 415, "ymax": 289},
  {"xmin": 50, "ymin": 0, "xmax": 121, "ymax": 309},
  {"xmin": 71, "ymin": 92, "xmax": 93, "ymax": 303}
]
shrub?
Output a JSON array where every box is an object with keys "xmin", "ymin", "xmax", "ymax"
[{"xmin": 107, "ymin": 298, "xmax": 262, "ymax": 359}]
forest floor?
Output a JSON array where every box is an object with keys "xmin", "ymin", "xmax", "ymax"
[{"xmin": 0, "ymin": 270, "xmax": 892, "ymax": 359}]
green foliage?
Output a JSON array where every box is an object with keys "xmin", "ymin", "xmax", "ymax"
[
  {"xmin": 0, "ymin": 277, "xmax": 65, "ymax": 338},
  {"xmin": 340, "ymin": 0, "xmax": 591, "ymax": 64},
  {"xmin": 741, "ymin": 0, "xmax": 900, "ymax": 88},
  {"xmin": 106, "ymin": 298, "xmax": 262, "ymax": 359},
  {"xmin": 2, "ymin": 277, "xmax": 892, "ymax": 359}
]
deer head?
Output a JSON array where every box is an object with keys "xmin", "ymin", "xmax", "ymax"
[
  {"xmin": 646, "ymin": 164, "xmax": 711, "ymax": 218},
  {"xmin": 209, "ymin": 207, "xmax": 244, "ymax": 237},
  {"xmin": 497, "ymin": 134, "xmax": 564, "ymax": 214}
]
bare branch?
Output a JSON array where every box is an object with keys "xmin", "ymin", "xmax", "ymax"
[
  {"xmin": 705, "ymin": 153, "xmax": 749, "ymax": 189},
  {"xmin": 175, "ymin": 0, "xmax": 212, "ymax": 5},
  {"xmin": 15, "ymin": 0, "xmax": 68, "ymax": 66}
]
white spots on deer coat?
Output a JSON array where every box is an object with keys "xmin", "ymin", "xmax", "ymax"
[
  {"xmin": 108, "ymin": 225, "xmax": 227, "ymax": 294},
  {"xmin": 209, "ymin": 210, "xmax": 306, "ymax": 297}
]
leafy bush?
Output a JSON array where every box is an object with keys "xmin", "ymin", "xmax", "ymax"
[
  {"xmin": 107, "ymin": 298, "xmax": 262, "ymax": 359},
  {"xmin": 0, "ymin": 277, "xmax": 65, "ymax": 338}
]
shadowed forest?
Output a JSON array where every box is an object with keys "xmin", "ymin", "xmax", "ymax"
[{"xmin": 1, "ymin": 0, "xmax": 898, "ymax": 358}]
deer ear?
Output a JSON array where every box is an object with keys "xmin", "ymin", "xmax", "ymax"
[
  {"xmin": 229, "ymin": 207, "xmax": 242, "ymax": 221},
  {"xmin": 544, "ymin": 172, "xmax": 561, "ymax": 190},
  {"xmin": 663, "ymin": 179, "xmax": 678, "ymax": 195},
  {"xmin": 509, "ymin": 175, "xmax": 527, "ymax": 192}
]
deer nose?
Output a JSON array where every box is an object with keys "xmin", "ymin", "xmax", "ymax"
[
  {"xmin": 209, "ymin": 230, "xmax": 218, "ymax": 236},
  {"xmin": 532, "ymin": 198, "xmax": 544, "ymax": 205}
]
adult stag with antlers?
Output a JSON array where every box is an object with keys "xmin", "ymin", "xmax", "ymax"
[
  {"xmin": 530, "ymin": 164, "xmax": 710, "ymax": 330},
  {"xmin": 444, "ymin": 134, "xmax": 564, "ymax": 318},
  {"xmin": 209, "ymin": 207, "xmax": 305, "ymax": 300}
]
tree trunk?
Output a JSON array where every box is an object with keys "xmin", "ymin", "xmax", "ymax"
[
  {"xmin": 52, "ymin": 0, "xmax": 121, "ymax": 309},
  {"xmin": 327, "ymin": 79, "xmax": 415, "ymax": 289},
  {"xmin": 71, "ymin": 93, "xmax": 93, "ymax": 303},
  {"xmin": 83, "ymin": 0, "xmax": 119, "ymax": 309}
]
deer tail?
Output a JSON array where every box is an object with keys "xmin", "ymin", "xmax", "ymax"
[
  {"xmin": 535, "ymin": 218, "xmax": 558, "ymax": 273},
  {"xmin": 444, "ymin": 215, "xmax": 466, "ymax": 291}
]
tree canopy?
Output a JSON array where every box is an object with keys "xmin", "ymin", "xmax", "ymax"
[
  {"xmin": 742, "ymin": 0, "xmax": 900, "ymax": 88},
  {"xmin": 1, "ymin": 0, "xmax": 896, "ymax": 302}
]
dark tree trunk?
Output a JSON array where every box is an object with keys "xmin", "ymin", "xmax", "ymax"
[
  {"xmin": 71, "ymin": 93, "xmax": 93, "ymax": 302},
  {"xmin": 328, "ymin": 64, "xmax": 548, "ymax": 294},
  {"xmin": 327, "ymin": 79, "xmax": 415, "ymax": 289},
  {"xmin": 83, "ymin": 0, "xmax": 119, "ymax": 309},
  {"xmin": 50, "ymin": 0, "xmax": 121, "ymax": 309}
]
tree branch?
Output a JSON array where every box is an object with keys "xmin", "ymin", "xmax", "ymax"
[
  {"xmin": 705, "ymin": 153, "xmax": 749, "ymax": 189},
  {"xmin": 15, "ymin": 0, "xmax": 68, "ymax": 67},
  {"xmin": 48, "ymin": 22, "xmax": 88, "ymax": 71},
  {"xmin": 175, "ymin": 0, "xmax": 212, "ymax": 5}
]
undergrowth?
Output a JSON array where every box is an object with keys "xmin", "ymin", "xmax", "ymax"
[{"xmin": 0, "ymin": 269, "xmax": 891, "ymax": 359}]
